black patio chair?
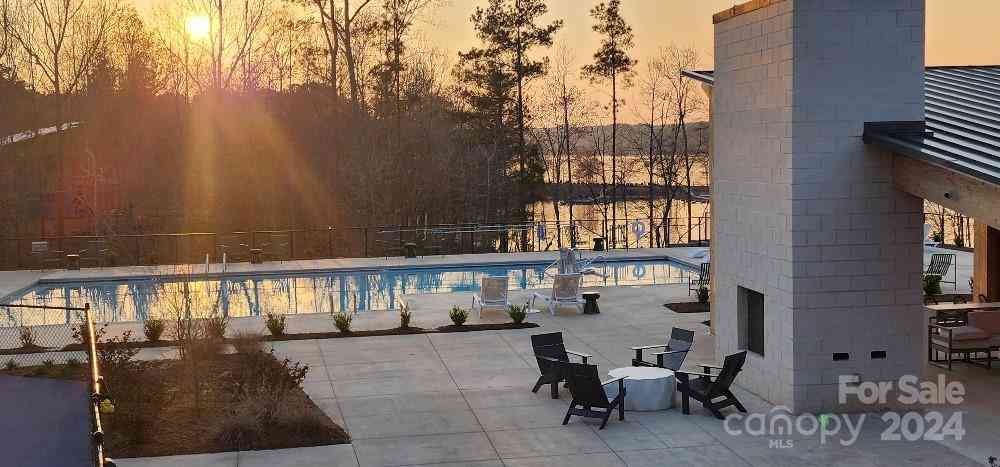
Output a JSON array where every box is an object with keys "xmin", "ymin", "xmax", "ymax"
[
  {"xmin": 676, "ymin": 350, "xmax": 748, "ymax": 420},
  {"xmin": 531, "ymin": 332, "xmax": 593, "ymax": 399},
  {"xmin": 631, "ymin": 327, "xmax": 695, "ymax": 371},
  {"xmin": 561, "ymin": 361, "xmax": 626, "ymax": 430}
]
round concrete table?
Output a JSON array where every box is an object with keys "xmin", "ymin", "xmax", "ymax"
[{"xmin": 605, "ymin": 366, "xmax": 674, "ymax": 411}]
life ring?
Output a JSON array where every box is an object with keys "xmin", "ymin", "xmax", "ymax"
[{"xmin": 633, "ymin": 263, "xmax": 646, "ymax": 278}]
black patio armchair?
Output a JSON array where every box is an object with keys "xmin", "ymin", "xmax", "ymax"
[
  {"xmin": 531, "ymin": 332, "xmax": 593, "ymax": 399},
  {"xmin": 676, "ymin": 350, "xmax": 748, "ymax": 420},
  {"xmin": 631, "ymin": 327, "xmax": 695, "ymax": 371},
  {"xmin": 561, "ymin": 361, "xmax": 626, "ymax": 430}
]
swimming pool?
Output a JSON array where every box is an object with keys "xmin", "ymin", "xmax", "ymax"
[{"xmin": 2, "ymin": 258, "xmax": 695, "ymax": 326}]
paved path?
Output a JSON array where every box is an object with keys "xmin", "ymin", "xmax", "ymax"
[{"xmin": 0, "ymin": 374, "xmax": 91, "ymax": 467}]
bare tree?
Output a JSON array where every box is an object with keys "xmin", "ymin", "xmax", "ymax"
[
  {"xmin": 660, "ymin": 44, "xmax": 704, "ymax": 243},
  {"xmin": 6, "ymin": 0, "xmax": 122, "ymax": 236}
]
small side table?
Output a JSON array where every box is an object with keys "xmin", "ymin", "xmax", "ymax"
[
  {"xmin": 582, "ymin": 292, "xmax": 601, "ymax": 314},
  {"xmin": 605, "ymin": 366, "xmax": 675, "ymax": 411},
  {"xmin": 65, "ymin": 254, "xmax": 81, "ymax": 270}
]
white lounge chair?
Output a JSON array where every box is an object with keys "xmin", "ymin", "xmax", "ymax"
[
  {"xmin": 531, "ymin": 273, "xmax": 585, "ymax": 315},
  {"xmin": 472, "ymin": 276, "xmax": 509, "ymax": 318}
]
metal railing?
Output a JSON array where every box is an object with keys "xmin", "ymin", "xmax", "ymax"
[{"xmin": 3, "ymin": 216, "xmax": 712, "ymax": 270}]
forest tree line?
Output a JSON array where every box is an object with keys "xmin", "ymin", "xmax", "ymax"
[{"xmin": 0, "ymin": 0, "xmax": 711, "ymax": 252}]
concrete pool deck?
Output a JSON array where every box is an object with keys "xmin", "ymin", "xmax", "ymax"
[{"xmin": 110, "ymin": 281, "xmax": 993, "ymax": 467}]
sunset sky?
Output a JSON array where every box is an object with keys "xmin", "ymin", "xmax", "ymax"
[{"xmin": 133, "ymin": 0, "xmax": 1000, "ymax": 121}]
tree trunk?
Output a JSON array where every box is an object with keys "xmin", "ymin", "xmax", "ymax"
[{"xmin": 610, "ymin": 70, "xmax": 617, "ymax": 248}]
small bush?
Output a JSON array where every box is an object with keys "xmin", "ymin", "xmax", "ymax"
[
  {"xmin": 98, "ymin": 330, "xmax": 141, "ymax": 376},
  {"xmin": 4, "ymin": 359, "xmax": 16, "ymax": 370},
  {"xmin": 697, "ymin": 286, "xmax": 710, "ymax": 304},
  {"xmin": 923, "ymin": 275, "xmax": 943, "ymax": 297},
  {"xmin": 143, "ymin": 318, "xmax": 166, "ymax": 342},
  {"xmin": 18, "ymin": 326, "xmax": 37, "ymax": 349},
  {"xmin": 264, "ymin": 312, "xmax": 286, "ymax": 336},
  {"xmin": 232, "ymin": 330, "xmax": 264, "ymax": 355},
  {"xmin": 955, "ymin": 235, "xmax": 966, "ymax": 248},
  {"xmin": 449, "ymin": 306, "xmax": 468, "ymax": 326},
  {"xmin": 206, "ymin": 314, "xmax": 229, "ymax": 339},
  {"xmin": 66, "ymin": 358, "xmax": 82, "ymax": 368},
  {"xmin": 332, "ymin": 312, "xmax": 353, "ymax": 333},
  {"xmin": 932, "ymin": 231, "xmax": 944, "ymax": 243},
  {"xmin": 507, "ymin": 304, "xmax": 527, "ymax": 324},
  {"xmin": 42, "ymin": 359, "xmax": 54, "ymax": 368},
  {"xmin": 72, "ymin": 320, "xmax": 108, "ymax": 347},
  {"xmin": 399, "ymin": 306, "xmax": 412, "ymax": 329}
]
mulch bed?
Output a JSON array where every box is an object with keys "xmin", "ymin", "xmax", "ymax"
[
  {"xmin": 8, "ymin": 353, "xmax": 349, "ymax": 458},
  {"xmin": 663, "ymin": 301, "xmax": 710, "ymax": 314},
  {"xmin": 14, "ymin": 322, "xmax": 539, "ymax": 356}
]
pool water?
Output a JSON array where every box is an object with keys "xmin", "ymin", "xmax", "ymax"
[{"xmin": 2, "ymin": 258, "xmax": 694, "ymax": 326}]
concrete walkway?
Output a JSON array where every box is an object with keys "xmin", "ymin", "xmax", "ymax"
[{"xmin": 114, "ymin": 283, "xmax": 985, "ymax": 467}]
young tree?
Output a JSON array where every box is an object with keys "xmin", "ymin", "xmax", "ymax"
[
  {"xmin": 456, "ymin": 0, "xmax": 560, "ymax": 251},
  {"xmin": 582, "ymin": 0, "xmax": 635, "ymax": 248}
]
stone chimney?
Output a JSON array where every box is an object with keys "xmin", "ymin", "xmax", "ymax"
[{"xmin": 711, "ymin": 0, "xmax": 925, "ymax": 412}]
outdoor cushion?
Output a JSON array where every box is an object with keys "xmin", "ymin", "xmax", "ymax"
[
  {"xmin": 946, "ymin": 325, "xmax": 990, "ymax": 341},
  {"xmin": 969, "ymin": 311, "xmax": 1000, "ymax": 335},
  {"xmin": 931, "ymin": 336, "xmax": 992, "ymax": 350}
]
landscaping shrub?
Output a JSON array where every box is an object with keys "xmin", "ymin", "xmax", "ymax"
[
  {"xmin": 42, "ymin": 359, "xmax": 54, "ymax": 368},
  {"xmin": 66, "ymin": 358, "xmax": 82, "ymax": 368},
  {"xmin": 507, "ymin": 304, "xmax": 527, "ymax": 324},
  {"xmin": 206, "ymin": 314, "xmax": 229, "ymax": 339},
  {"xmin": 4, "ymin": 359, "xmax": 16, "ymax": 370},
  {"xmin": 697, "ymin": 286, "xmax": 710, "ymax": 304},
  {"xmin": 399, "ymin": 306, "xmax": 412, "ymax": 329},
  {"xmin": 265, "ymin": 312, "xmax": 286, "ymax": 336},
  {"xmin": 449, "ymin": 306, "xmax": 468, "ymax": 326},
  {"xmin": 923, "ymin": 275, "xmax": 943, "ymax": 297},
  {"xmin": 332, "ymin": 312, "xmax": 353, "ymax": 333},
  {"xmin": 18, "ymin": 326, "xmax": 37, "ymax": 349},
  {"xmin": 232, "ymin": 331, "xmax": 264, "ymax": 355},
  {"xmin": 932, "ymin": 231, "xmax": 944, "ymax": 243},
  {"xmin": 98, "ymin": 330, "xmax": 141, "ymax": 376},
  {"xmin": 143, "ymin": 318, "xmax": 166, "ymax": 342},
  {"xmin": 106, "ymin": 361, "xmax": 171, "ymax": 446},
  {"xmin": 72, "ymin": 319, "xmax": 108, "ymax": 348}
]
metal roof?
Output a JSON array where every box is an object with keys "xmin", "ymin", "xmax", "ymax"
[{"xmin": 681, "ymin": 66, "xmax": 1000, "ymax": 186}]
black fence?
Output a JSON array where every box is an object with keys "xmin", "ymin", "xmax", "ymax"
[{"xmin": 4, "ymin": 217, "xmax": 712, "ymax": 270}]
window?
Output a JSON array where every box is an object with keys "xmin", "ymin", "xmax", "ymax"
[{"xmin": 738, "ymin": 286, "xmax": 764, "ymax": 356}]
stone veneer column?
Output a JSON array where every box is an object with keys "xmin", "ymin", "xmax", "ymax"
[{"xmin": 712, "ymin": 0, "xmax": 925, "ymax": 413}]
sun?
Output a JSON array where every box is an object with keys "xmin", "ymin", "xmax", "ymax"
[{"xmin": 185, "ymin": 15, "xmax": 211, "ymax": 41}]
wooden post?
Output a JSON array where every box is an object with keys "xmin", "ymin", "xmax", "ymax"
[{"xmin": 974, "ymin": 223, "xmax": 1000, "ymax": 301}]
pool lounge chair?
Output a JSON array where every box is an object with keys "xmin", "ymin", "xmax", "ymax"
[
  {"xmin": 531, "ymin": 273, "xmax": 584, "ymax": 315},
  {"xmin": 924, "ymin": 253, "xmax": 956, "ymax": 291},
  {"xmin": 472, "ymin": 276, "xmax": 509, "ymax": 318},
  {"xmin": 688, "ymin": 262, "xmax": 710, "ymax": 296}
]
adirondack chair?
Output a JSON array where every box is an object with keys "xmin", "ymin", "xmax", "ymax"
[
  {"xmin": 531, "ymin": 273, "xmax": 584, "ymax": 315},
  {"xmin": 531, "ymin": 332, "xmax": 592, "ymax": 399},
  {"xmin": 561, "ymin": 361, "xmax": 626, "ymax": 429},
  {"xmin": 631, "ymin": 327, "xmax": 695, "ymax": 371},
  {"xmin": 472, "ymin": 276, "xmax": 509, "ymax": 318},
  {"xmin": 676, "ymin": 351, "xmax": 748, "ymax": 420},
  {"xmin": 688, "ymin": 262, "xmax": 710, "ymax": 296}
]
